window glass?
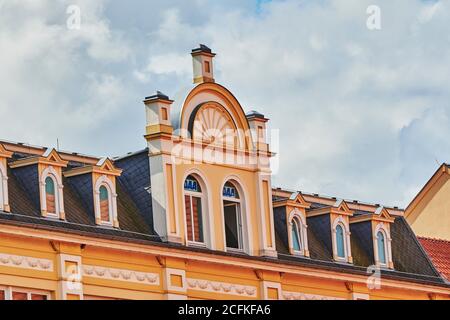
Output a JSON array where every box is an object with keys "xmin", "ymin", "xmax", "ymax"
[
  {"xmin": 292, "ymin": 219, "xmax": 302, "ymax": 251},
  {"xmin": 12, "ymin": 291, "xmax": 28, "ymax": 300},
  {"xmin": 99, "ymin": 186, "xmax": 110, "ymax": 222},
  {"xmin": 31, "ymin": 294, "xmax": 47, "ymax": 300},
  {"xmin": 45, "ymin": 177, "xmax": 56, "ymax": 214},
  {"xmin": 223, "ymin": 183, "xmax": 239, "ymax": 199},
  {"xmin": 185, "ymin": 195, "xmax": 204, "ymax": 243},
  {"xmin": 224, "ymin": 200, "xmax": 242, "ymax": 249},
  {"xmin": 184, "ymin": 176, "xmax": 204, "ymax": 244},
  {"xmin": 0, "ymin": 290, "xmax": 4, "ymax": 300},
  {"xmin": 377, "ymin": 231, "xmax": 387, "ymax": 264},
  {"xmin": 336, "ymin": 224, "xmax": 346, "ymax": 258},
  {"xmin": 184, "ymin": 176, "xmax": 201, "ymax": 192}
]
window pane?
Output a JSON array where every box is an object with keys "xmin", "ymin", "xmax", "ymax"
[
  {"xmin": 0, "ymin": 290, "xmax": 4, "ymax": 300},
  {"xmin": 184, "ymin": 176, "xmax": 201, "ymax": 192},
  {"xmin": 223, "ymin": 183, "xmax": 239, "ymax": 199},
  {"xmin": 99, "ymin": 186, "xmax": 110, "ymax": 222},
  {"xmin": 292, "ymin": 220, "xmax": 302, "ymax": 251},
  {"xmin": 377, "ymin": 232, "xmax": 387, "ymax": 264},
  {"xmin": 12, "ymin": 291, "xmax": 28, "ymax": 300},
  {"xmin": 31, "ymin": 294, "xmax": 47, "ymax": 300},
  {"xmin": 45, "ymin": 177, "xmax": 55, "ymax": 195},
  {"xmin": 45, "ymin": 177, "xmax": 56, "ymax": 214},
  {"xmin": 192, "ymin": 197, "xmax": 204, "ymax": 243},
  {"xmin": 336, "ymin": 225, "xmax": 345, "ymax": 258},
  {"xmin": 224, "ymin": 201, "xmax": 241, "ymax": 249},
  {"xmin": 185, "ymin": 195, "xmax": 193, "ymax": 241}
]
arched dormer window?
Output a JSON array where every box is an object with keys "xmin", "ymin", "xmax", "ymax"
[
  {"xmin": 332, "ymin": 217, "xmax": 352, "ymax": 263},
  {"xmin": 0, "ymin": 162, "xmax": 9, "ymax": 212},
  {"xmin": 99, "ymin": 185, "xmax": 110, "ymax": 223},
  {"xmin": 374, "ymin": 223, "xmax": 393, "ymax": 268},
  {"xmin": 40, "ymin": 166, "xmax": 64, "ymax": 219},
  {"xmin": 292, "ymin": 219, "xmax": 302, "ymax": 251},
  {"xmin": 184, "ymin": 175, "xmax": 206, "ymax": 245},
  {"xmin": 222, "ymin": 180, "xmax": 249, "ymax": 253},
  {"xmin": 94, "ymin": 175, "xmax": 118, "ymax": 227},
  {"xmin": 288, "ymin": 209, "xmax": 309, "ymax": 256},
  {"xmin": 45, "ymin": 176, "xmax": 56, "ymax": 215},
  {"xmin": 377, "ymin": 231, "xmax": 387, "ymax": 265},
  {"xmin": 336, "ymin": 224, "xmax": 346, "ymax": 258}
]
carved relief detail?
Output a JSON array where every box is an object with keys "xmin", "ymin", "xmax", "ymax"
[
  {"xmin": 83, "ymin": 265, "xmax": 159, "ymax": 285},
  {"xmin": 0, "ymin": 253, "xmax": 53, "ymax": 271},
  {"xmin": 186, "ymin": 278, "xmax": 257, "ymax": 297},
  {"xmin": 283, "ymin": 291, "xmax": 344, "ymax": 300}
]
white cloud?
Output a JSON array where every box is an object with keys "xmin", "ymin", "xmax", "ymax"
[{"xmin": 1, "ymin": 0, "xmax": 450, "ymax": 207}]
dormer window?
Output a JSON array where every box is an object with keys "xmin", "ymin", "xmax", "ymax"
[
  {"xmin": 45, "ymin": 176, "xmax": 56, "ymax": 216},
  {"xmin": 287, "ymin": 208, "xmax": 309, "ymax": 256},
  {"xmin": 94, "ymin": 176, "xmax": 117, "ymax": 227},
  {"xmin": 99, "ymin": 185, "xmax": 111, "ymax": 223},
  {"xmin": 331, "ymin": 215, "xmax": 352, "ymax": 263},
  {"xmin": 291, "ymin": 219, "xmax": 302, "ymax": 251},
  {"xmin": 40, "ymin": 165, "xmax": 65, "ymax": 219},
  {"xmin": 336, "ymin": 224, "xmax": 346, "ymax": 259},
  {"xmin": 373, "ymin": 220, "xmax": 393, "ymax": 268},
  {"xmin": 377, "ymin": 231, "xmax": 387, "ymax": 265}
]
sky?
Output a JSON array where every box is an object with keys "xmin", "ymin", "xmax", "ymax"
[{"xmin": 0, "ymin": 0, "xmax": 449, "ymax": 208}]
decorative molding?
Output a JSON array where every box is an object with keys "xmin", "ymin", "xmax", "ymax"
[
  {"xmin": 83, "ymin": 265, "xmax": 159, "ymax": 285},
  {"xmin": 283, "ymin": 291, "xmax": 344, "ymax": 300},
  {"xmin": 186, "ymin": 278, "xmax": 257, "ymax": 297},
  {"xmin": 0, "ymin": 253, "xmax": 53, "ymax": 271}
]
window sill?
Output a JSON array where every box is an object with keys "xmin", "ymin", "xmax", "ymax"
[{"xmin": 187, "ymin": 241, "xmax": 207, "ymax": 248}]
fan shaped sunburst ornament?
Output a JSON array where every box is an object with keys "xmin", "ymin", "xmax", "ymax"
[{"xmin": 192, "ymin": 104, "xmax": 236, "ymax": 146}]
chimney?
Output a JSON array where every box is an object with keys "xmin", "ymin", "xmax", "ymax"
[
  {"xmin": 246, "ymin": 110, "xmax": 269, "ymax": 152},
  {"xmin": 143, "ymin": 91, "xmax": 174, "ymax": 136},
  {"xmin": 191, "ymin": 44, "xmax": 216, "ymax": 84}
]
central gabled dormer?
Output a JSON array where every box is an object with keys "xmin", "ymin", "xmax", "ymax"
[{"xmin": 143, "ymin": 45, "xmax": 277, "ymax": 257}]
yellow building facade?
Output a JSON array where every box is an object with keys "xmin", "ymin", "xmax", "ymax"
[
  {"xmin": 0, "ymin": 46, "xmax": 449, "ymax": 300},
  {"xmin": 406, "ymin": 164, "xmax": 450, "ymax": 241}
]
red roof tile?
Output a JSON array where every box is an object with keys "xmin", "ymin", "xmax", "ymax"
[{"xmin": 419, "ymin": 237, "xmax": 450, "ymax": 281}]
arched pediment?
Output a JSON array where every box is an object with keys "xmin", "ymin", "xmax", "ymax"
[{"xmin": 172, "ymin": 82, "xmax": 253, "ymax": 151}]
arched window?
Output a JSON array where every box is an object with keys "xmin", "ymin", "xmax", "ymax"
[
  {"xmin": 377, "ymin": 231, "xmax": 387, "ymax": 265},
  {"xmin": 0, "ymin": 163, "xmax": 6, "ymax": 212},
  {"xmin": 94, "ymin": 175, "xmax": 118, "ymax": 227},
  {"xmin": 336, "ymin": 224, "xmax": 346, "ymax": 259},
  {"xmin": 184, "ymin": 175, "xmax": 205, "ymax": 244},
  {"xmin": 99, "ymin": 185, "xmax": 111, "ymax": 223},
  {"xmin": 45, "ymin": 177, "xmax": 56, "ymax": 215},
  {"xmin": 291, "ymin": 218, "xmax": 302, "ymax": 252},
  {"xmin": 223, "ymin": 181, "xmax": 243, "ymax": 250}
]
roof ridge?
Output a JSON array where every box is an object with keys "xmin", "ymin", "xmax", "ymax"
[{"xmin": 419, "ymin": 236, "xmax": 450, "ymax": 243}]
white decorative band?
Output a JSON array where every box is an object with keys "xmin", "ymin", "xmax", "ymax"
[
  {"xmin": 186, "ymin": 278, "xmax": 257, "ymax": 298},
  {"xmin": 83, "ymin": 265, "xmax": 159, "ymax": 285},
  {"xmin": 0, "ymin": 253, "xmax": 53, "ymax": 271},
  {"xmin": 283, "ymin": 291, "xmax": 343, "ymax": 300}
]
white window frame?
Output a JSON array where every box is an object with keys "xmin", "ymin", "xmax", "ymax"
[
  {"xmin": 222, "ymin": 181, "xmax": 246, "ymax": 253},
  {"xmin": 374, "ymin": 223, "xmax": 393, "ymax": 268},
  {"xmin": 332, "ymin": 217, "xmax": 352, "ymax": 263},
  {"xmin": 40, "ymin": 166, "xmax": 64, "ymax": 219},
  {"xmin": 0, "ymin": 162, "xmax": 9, "ymax": 212},
  {"xmin": 0, "ymin": 285, "xmax": 51, "ymax": 300},
  {"xmin": 287, "ymin": 209, "xmax": 309, "ymax": 256},
  {"xmin": 94, "ymin": 175, "xmax": 118, "ymax": 227},
  {"xmin": 183, "ymin": 177, "xmax": 207, "ymax": 247}
]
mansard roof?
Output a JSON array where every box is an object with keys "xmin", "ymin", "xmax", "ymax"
[{"xmin": 0, "ymin": 141, "xmax": 447, "ymax": 288}]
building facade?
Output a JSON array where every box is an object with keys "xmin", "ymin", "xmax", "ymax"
[
  {"xmin": 406, "ymin": 164, "xmax": 450, "ymax": 241},
  {"xmin": 0, "ymin": 46, "xmax": 449, "ymax": 300}
]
